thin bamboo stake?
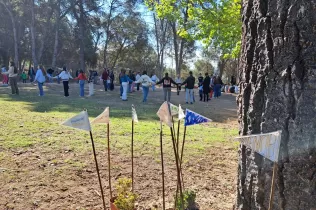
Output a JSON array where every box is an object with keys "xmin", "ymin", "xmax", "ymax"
[
  {"xmin": 107, "ymin": 123, "xmax": 112, "ymax": 199},
  {"xmin": 170, "ymin": 127, "xmax": 184, "ymax": 210},
  {"xmin": 268, "ymin": 163, "xmax": 278, "ymax": 210},
  {"xmin": 131, "ymin": 120, "xmax": 134, "ymax": 192},
  {"xmin": 160, "ymin": 122, "xmax": 166, "ymax": 210},
  {"xmin": 89, "ymin": 131, "xmax": 106, "ymax": 210}
]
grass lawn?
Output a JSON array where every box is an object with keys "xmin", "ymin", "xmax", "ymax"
[{"xmin": 0, "ymin": 83, "xmax": 239, "ymax": 210}]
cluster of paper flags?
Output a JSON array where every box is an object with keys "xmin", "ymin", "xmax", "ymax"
[
  {"xmin": 157, "ymin": 101, "xmax": 212, "ymax": 128},
  {"xmin": 62, "ymin": 102, "xmax": 212, "ymax": 131}
]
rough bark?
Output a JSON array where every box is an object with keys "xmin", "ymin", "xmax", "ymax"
[{"xmin": 237, "ymin": 0, "xmax": 316, "ymax": 209}]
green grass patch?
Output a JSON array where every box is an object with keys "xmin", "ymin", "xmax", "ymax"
[{"xmin": 0, "ymin": 88, "xmax": 238, "ymax": 160}]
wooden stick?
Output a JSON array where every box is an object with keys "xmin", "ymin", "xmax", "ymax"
[
  {"xmin": 175, "ymin": 124, "xmax": 186, "ymax": 208},
  {"xmin": 180, "ymin": 126, "xmax": 187, "ymax": 190},
  {"xmin": 107, "ymin": 123, "xmax": 113, "ymax": 199},
  {"xmin": 170, "ymin": 127, "xmax": 184, "ymax": 210},
  {"xmin": 268, "ymin": 163, "xmax": 277, "ymax": 210},
  {"xmin": 160, "ymin": 122, "xmax": 166, "ymax": 210},
  {"xmin": 89, "ymin": 131, "xmax": 106, "ymax": 210},
  {"xmin": 131, "ymin": 120, "xmax": 134, "ymax": 192}
]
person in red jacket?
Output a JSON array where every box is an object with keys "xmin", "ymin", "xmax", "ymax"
[
  {"xmin": 101, "ymin": 68, "xmax": 109, "ymax": 91},
  {"xmin": 74, "ymin": 70, "xmax": 87, "ymax": 97}
]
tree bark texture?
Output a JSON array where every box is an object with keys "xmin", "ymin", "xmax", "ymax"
[{"xmin": 237, "ymin": 0, "xmax": 316, "ymax": 210}]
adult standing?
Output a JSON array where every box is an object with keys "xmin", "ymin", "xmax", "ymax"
[
  {"xmin": 2, "ymin": 62, "xmax": 19, "ymax": 95},
  {"xmin": 120, "ymin": 69, "xmax": 133, "ymax": 101},
  {"xmin": 198, "ymin": 73, "xmax": 203, "ymax": 86},
  {"xmin": 33, "ymin": 65, "xmax": 46, "ymax": 96},
  {"xmin": 181, "ymin": 71, "xmax": 195, "ymax": 104},
  {"xmin": 55, "ymin": 66, "xmax": 73, "ymax": 97},
  {"xmin": 109, "ymin": 70, "xmax": 114, "ymax": 91},
  {"xmin": 74, "ymin": 70, "xmax": 87, "ymax": 97},
  {"xmin": 175, "ymin": 74, "xmax": 182, "ymax": 95},
  {"xmin": 202, "ymin": 73, "xmax": 211, "ymax": 102},
  {"xmin": 28, "ymin": 67, "xmax": 35, "ymax": 83},
  {"xmin": 151, "ymin": 73, "xmax": 158, "ymax": 91},
  {"xmin": 135, "ymin": 72, "xmax": 141, "ymax": 91},
  {"xmin": 101, "ymin": 68, "xmax": 109, "ymax": 91},
  {"xmin": 214, "ymin": 76, "xmax": 223, "ymax": 98},
  {"xmin": 129, "ymin": 71, "xmax": 136, "ymax": 93},
  {"xmin": 156, "ymin": 73, "xmax": 178, "ymax": 102},
  {"xmin": 1, "ymin": 65, "xmax": 8, "ymax": 85},
  {"xmin": 135, "ymin": 71, "xmax": 154, "ymax": 102}
]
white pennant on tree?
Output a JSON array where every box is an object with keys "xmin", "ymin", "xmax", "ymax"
[
  {"xmin": 236, "ymin": 131, "xmax": 282, "ymax": 162},
  {"xmin": 157, "ymin": 102, "xmax": 172, "ymax": 127},
  {"xmin": 92, "ymin": 107, "xmax": 110, "ymax": 124},
  {"xmin": 62, "ymin": 110, "xmax": 91, "ymax": 131}
]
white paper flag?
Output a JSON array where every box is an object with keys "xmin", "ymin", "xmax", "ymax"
[
  {"xmin": 132, "ymin": 104, "xmax": 138, "ymax": 123},
  {"xmin": 157, "ymin": 102, "xmax": 172, "ymax": 127},
  {"xmin": 92, "ymin": 107, "xmax": 110, "ymax": 124},
  {"xmin": 170, "ymin": 103, "xmax": 179, "ymax": 116},
  {"xmin": 178, "ymin": 105, "xmax": 185, "ymax": 120},
  {"xmin": 236, "ymin": 131, "xmax": 282, "ymax": 162},
  {"xmin": 62, "ymin": 111, "xmax": 91, "ymax": 131}
]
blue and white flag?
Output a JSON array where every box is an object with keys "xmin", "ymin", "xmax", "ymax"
[{"xmin": 185, "ymin": 109, "xmax": 212, "ymax": 126}]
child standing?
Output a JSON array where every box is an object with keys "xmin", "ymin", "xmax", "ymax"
[
  {"xmin": 75, "ymin": 70, "xmax": 87, "ymax": 97},
  {"xmin": 21, "ymin": 71, "xmax": 27, "ymax": 83}
]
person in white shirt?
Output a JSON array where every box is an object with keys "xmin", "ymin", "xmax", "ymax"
[
  {"xmin": 135, "ymin": 71, "xmax": 155, "ymax": 102},
  {"xmin": 175, "ymin": 74, "xmax": 182, "ymax": 95},
  {"xmin": 135, "ymin": 72, "xmax": 141, "ymax": 91},
  {"xmin": 33, "ymin": 65, "xmax": 47, "ymax": 96},
  {"xmin": 54, "ymin": 66, "xmax": 73, "ymax": 97},
  {"xmin": 151, "ymin": 73, "xmax": 158, "ymax": 91}
]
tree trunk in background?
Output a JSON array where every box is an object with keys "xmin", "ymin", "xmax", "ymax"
[
  {"xmin": 1, "ymin": 2, "xmax": 19, "ymax": 68},
  {"xmin": 30, "ymin": 0, "xmax": 38, "ymax": 68},
  {"xmin": 78, "ymin": 0, "xmax": 85, "ymax": 71},
  {"xmin": 237, "ymin": 0, "xmax": 316, "ymax": 209},
  {"xmin": 52, "ymin": 22, "xmax": 59, "ymax": 69}
]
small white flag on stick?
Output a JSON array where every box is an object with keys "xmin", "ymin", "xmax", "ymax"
[
  {"xmin": 62, "ymin": 111, "xmax": 91, "ymax": 131},
  {"xmin": 236, "ymin": 131, "xmax": 282, "ymax": 162},
  {"xmin": 132, "ymin": 104, "xmax": 138, "ymax": 123},
  {"xmin": 170, "ymin": 103, "xmax": 179, "ymax": 116},
  {"xmin": 92, "ymin": 107, "xmax": 110, "ymax": 124},
  {"xmin": 157, "ymin": 102, "xmax": 172, "ymax": 127},
  {"xmin": 178, "ymin": 104, "xmax": 185, "ymax": 120}
]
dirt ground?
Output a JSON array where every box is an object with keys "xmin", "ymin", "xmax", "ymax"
[{"xmin": 0, "ymin": 83, "xmax": 238, "ymax": 210}]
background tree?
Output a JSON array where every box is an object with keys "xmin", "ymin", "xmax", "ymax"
[{"xmin": 237, "ymin": 0, "xmax": 316, "ymax": 209}]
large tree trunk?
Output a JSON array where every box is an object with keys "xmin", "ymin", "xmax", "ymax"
[
  {"xmin": 237, "ymin": 0, "xmax": 316, "ymax": 209},
  {"xmin": 30, "ymin": 0, "xmax": 38, "ymax": 68}
]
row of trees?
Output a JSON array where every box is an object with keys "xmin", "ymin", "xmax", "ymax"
[{"xmin": 0, "ymin": 0, "xmax": 241, "ymax": 79}]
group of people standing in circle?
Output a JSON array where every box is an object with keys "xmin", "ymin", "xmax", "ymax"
[
  {"xmin": 198, "ymin": 73, "xmax": 224, "ymax": 102},
  {"xmin": 1, "ymin": 63, "xmax": 227, "ymax": 105}
]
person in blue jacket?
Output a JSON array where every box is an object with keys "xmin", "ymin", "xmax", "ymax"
[
  {"xmin": 120, "ymin": 68, "xmax": 133, "ymax": 101},
  {"xmin": 33, "ymin": 65, "xmax": 47, "ymax": 96}
]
